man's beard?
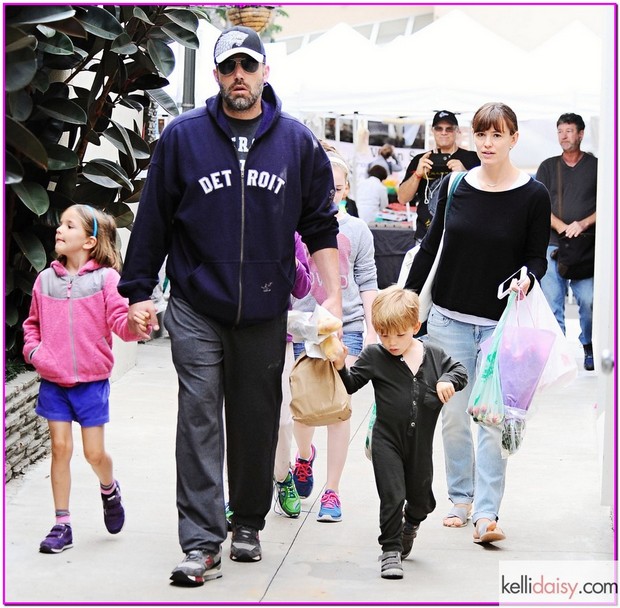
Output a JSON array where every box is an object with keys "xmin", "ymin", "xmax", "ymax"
[{"xmin": 220, "ymin": 80, "xmax": 263, "ymax": 112}]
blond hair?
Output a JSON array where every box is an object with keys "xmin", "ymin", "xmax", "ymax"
[
  {"xmin": 371, "ymin": 285, "xmax": 420, "ymax": 334},
  {"xmin": 320, "ymin": 139, "xmax": 350, "ymax": 179},
  {"xmin": 57, "ymin": 204, "xmax": 122, "ymax": 271}
]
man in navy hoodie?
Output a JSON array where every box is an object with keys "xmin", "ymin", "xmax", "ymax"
[{"xmin": 119, "ymin": 26, "xmax": 341, "ymax": 586}]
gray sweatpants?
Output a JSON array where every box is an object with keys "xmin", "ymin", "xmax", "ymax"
[{"xmin": 164, "ymin": 296, "xmax": 287, "ymax": 553}]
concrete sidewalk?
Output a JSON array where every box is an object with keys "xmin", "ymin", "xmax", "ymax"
[{"xmin": 4, "ymin": 314, "xmax": 614, "ymax": 605}]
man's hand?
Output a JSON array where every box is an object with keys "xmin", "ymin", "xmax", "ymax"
[
  {"xmin": 564, "ymin": 220, "xmax": 586, "ymax": 238},
  {"xmin": 321, "ymin": 296, "xmax": 343, "ymax": 335},
  {"xmin": 447, "ymin": 158, "xmax": 466, "ymax": 172},
  {"xmin": 416, "ymin": 151, "xmax": 433, "ymax": 177},
  {"xmin": 128, "ymin": 300, "xmax": 158, "ymax": 339}
]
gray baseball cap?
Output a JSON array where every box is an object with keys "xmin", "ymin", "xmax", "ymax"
[{"xmin": 214, "ymin": 26, "xmax": 266, "ymax": 65}]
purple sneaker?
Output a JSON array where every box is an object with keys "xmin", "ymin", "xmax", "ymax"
[
  {"xmin": 40, "ymin": 524, "xmax": 73, "ymax": 554},
  {"xmin": 102, "ymin": 481, "xmax": 125, "ymax": 534}
]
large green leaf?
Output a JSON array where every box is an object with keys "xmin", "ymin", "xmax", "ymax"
[
  {"xmin": 124, "ymin": 179, "xmax": 146, "ymax": 204},
  {"xmin": 119, "ymin": 96, "xmax": 146, "ymax": 112},
  {"xmin": 5, "ymin": 46, "xmax": 38, "ymax": 92},
  {"xmin": 37, "ymin": 98, "xmax": 87, "ymax": 124},
  {"xmin": 6, "ymin": 268, "xmax": 14, "ymax": 295},
  {"xmin": 13, "ymin": 231, "xmax": 48, "ymax": 272},
  {"xmin": 6, "ymin": 117, "xmax": 48, "ymax": 169},
  {"xmin": 83, "ymin": 159, "xmax": 133, "ymax": 191},
  {"xmin": 105, "ymin": 201, "xmax": 134, "ymax": 228},
  {"xmin": 161, "ymin": 23, "xmax": 199, "ymax": 49},
  {"xmin": 164, "ymin": 9, "xmax": 199, "ymax": 33},
  {"xmin": 36, "ymin": 31, "xmax": 74, "ymax": 55},
  {"xmin": 103, "ymin": 121, "xmax": 136, "ymax": 172},
  {"xmin": 6, "ymin": 303, "xmax": 19, "ymax": 328},
  {"xmin": 44, "ymin": 143, "xmax": 79, "ymax": 171},
  {"xmin": 10, "ymin": 181, "xmax": 50, "ymax": 216},
  {"xmin": 8, "ymin": 89, "xmax": 33, "ymax": 121},
  {"xmin": 111, "ymin": 32, "xmax": 138, "ymax": 55},
  {"xmin": 6, "ymin": 6, "xmax": 76, "ymax": 26},
  {"xmin": 126, "ymin": 129, "xmax": 151, "ymax": 160},
  {"xmin": 5, "ymin": 26, "xmax": 37, "ymax": 52},
  {"xmin": 44, "ymin": 16, "xmax": 87, "ymax": 39},
  {"xmin": 147, "ymin": 39, "xmax": 175, "ymax": 77},
  {"xmin": 76, "ymin": 6, "xmax": 123, "ymax": 40},
  {"xmin": 146, "ymin": 88, "xmax": 179, "ymax": 116},
  {"xmin": 125, "ymin": 73, "xmax": 169, "ymax": 93},
  {"xmin": 5, "ymin": 152, "xmax": 24, "ymax": 185},
  {"xmin": 133, "ymin": 7, "xmax": 155, "ymax": 25},
  {"xmin": 73, "ymin": 181, "xmax": 117, "ymax": 206},
  {"xmin": 31, "ymin": 69, "xmax": 50, "ymax": 93},
  {"xmin": 15, "ymin": 272, "xmax": 36, "ymax": 297}
]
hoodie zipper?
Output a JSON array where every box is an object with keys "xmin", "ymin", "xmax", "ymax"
[
  {"xmin": 236, "ymin": 163, "xmax": 246, "ymax": 325},
  {"xmin": 67, "ymin": 276, "xmax": 79, "ymax": 382}
]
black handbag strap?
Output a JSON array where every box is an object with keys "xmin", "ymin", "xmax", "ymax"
[{"xmin": 556, "ymin": 158, "xmax": 563, "ymax": 223}]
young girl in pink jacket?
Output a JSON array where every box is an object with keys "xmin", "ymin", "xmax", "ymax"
[{"xmin": 22, "ymin": 204, "xmax": 146, "ymax": 554}]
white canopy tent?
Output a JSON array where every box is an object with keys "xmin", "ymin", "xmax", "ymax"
[
  {"xmin": 273, "ymin": 10, "xmax": 603, "ymax": 172},
  {"xmin": 162, "ymin": 11, "xmax": 603, "ymax": 170},
  {"xmin": 276, "ymin": 10, "xmax": 603, "ymax": 123}
]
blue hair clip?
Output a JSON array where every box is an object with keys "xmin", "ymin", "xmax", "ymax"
[{"xmin": 86, "ymin": 205, "xmax": 98, "ymax": 238}]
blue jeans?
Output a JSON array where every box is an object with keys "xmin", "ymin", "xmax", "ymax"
[
  {"xmin": 293, "ymin": 331, "xmax": 363, "ymax": 359},
  {"xmin": 540, "ymin": 245, "xmax": 593, "ymax": 346},
  {"xmin": 426, "ymin": 306, "xmax": 506, "ymax": 523}
]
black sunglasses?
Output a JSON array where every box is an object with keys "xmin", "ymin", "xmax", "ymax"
[{"xmin": 217, "ymin": 57, "xmax": 260, "ymax": 75}]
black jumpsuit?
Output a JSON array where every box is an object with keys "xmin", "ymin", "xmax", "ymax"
[{"xmin": 339, "ymin": 342, "xmax": 467, "ymax": 552}]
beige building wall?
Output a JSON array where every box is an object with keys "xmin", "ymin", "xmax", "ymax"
[
  {"xmin": 275, "ymin": 4, "xmax": 604, "ymax": 50},
  {"xmin": 276, "ymin": 5, "xmax": 429, "ymax": 37}
]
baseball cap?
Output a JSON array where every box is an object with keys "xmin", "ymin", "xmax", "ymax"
[
  {"xmin": 432, "ymin": 110, "xmax": 458, "ymax": 127},
  {"xmin": 214, "ymin": 26, "xmax": 266, "ymax": 65}
]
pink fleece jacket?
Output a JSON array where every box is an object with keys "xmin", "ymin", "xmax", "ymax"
[{"xmin": 23, "ymin": 259, "xmax": 141, "ymax": 387}]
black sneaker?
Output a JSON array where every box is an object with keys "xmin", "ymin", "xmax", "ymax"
[
  {"xmin": 101, "ymin": 481, "xmax": 125, "ymax": 534},
  {"xmin": 584, "ymin": 344, "xmax": 594, "ymax": 371},
  {"xmin": 230, "ymin": 524, "xmax": 261, "ymax": 562},
  {"xmin": 170, "ymin": 549, "xmax": 222, "ymax": 586},
  {"xmin": 401, "ymin": 521, "xmax": 419, "ymax": 559}
]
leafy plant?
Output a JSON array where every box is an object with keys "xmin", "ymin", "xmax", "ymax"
[
  {"xmin": 211, "ymin": 5, "xmax": 288, "ymax": 40},
  {"xmin": 4, "ymin": 4, "xmax": 211, "ymax": 362}
]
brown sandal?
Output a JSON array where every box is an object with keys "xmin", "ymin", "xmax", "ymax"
[{"xmin": 473, "ymin": 519, "xmax": 506, "ymax": 543}]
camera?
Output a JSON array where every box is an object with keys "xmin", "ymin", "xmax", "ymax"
[{"xmin": 428, "ymin": 153, "xmax": 450, "ymax": 178}]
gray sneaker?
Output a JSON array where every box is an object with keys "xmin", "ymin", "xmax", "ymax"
[
  {"xmin": 170, "ymin": 549, "xmax": 222, "ymax": 586},
  {"xmin": 230, "ymin": 524, "xmax": 261, "ymax": 562},
  {"xmin": 401, "ymin": 521, "xmax": 419, "ymax": 559},
  {"xmin": 380, "ymin": 551, "xmax": 403, "ymax": 579}
]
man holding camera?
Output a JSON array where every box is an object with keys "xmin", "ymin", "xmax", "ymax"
[{"xmin": 398, "ymin": 111, "xmax": 479, "ymax": 242}]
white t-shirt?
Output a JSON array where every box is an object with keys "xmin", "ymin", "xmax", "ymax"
[{"xmin": 356, "ymin": 176, "xmax": 389, "ymax": 223}]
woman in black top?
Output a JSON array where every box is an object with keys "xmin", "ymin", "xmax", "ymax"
[{"xmin": 405, "ymin": 102, "xmax": 551, "ymax": 544}]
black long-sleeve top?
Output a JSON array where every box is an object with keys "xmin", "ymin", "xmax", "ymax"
[
  {"xmin": 404, "ymin": 175, "xmax": 551, "ymax": 321},
  {"xmin": 338, "ymin": 342, "xmax": 468, "ymax": 431}
]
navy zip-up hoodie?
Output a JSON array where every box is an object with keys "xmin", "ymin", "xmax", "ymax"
[{"xmin": 119, "ymin": 84, "xmax": 338, "ymax": 327}]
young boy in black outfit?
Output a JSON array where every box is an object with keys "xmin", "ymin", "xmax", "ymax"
[{"xmin": 332, "ymin": 286, "xmax": 467, "ymax": 579}]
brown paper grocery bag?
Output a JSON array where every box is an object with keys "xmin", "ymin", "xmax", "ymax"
[{"xmin": 289, "ymin": 354, "xmax": 352, "ymax": 426}]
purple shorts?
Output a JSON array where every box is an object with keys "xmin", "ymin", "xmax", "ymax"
[{"xmin": 35, "ymin": 379, "xmax": 110, "ymax": 427}]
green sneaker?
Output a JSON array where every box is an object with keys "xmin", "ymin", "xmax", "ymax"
[
  {"xmin": 225, "ymin": 502, "xmax": 233, "ymax": 531},
  {"xmin": 274, "ymin": 471, "xmax": 301, "ymax": 518}
]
